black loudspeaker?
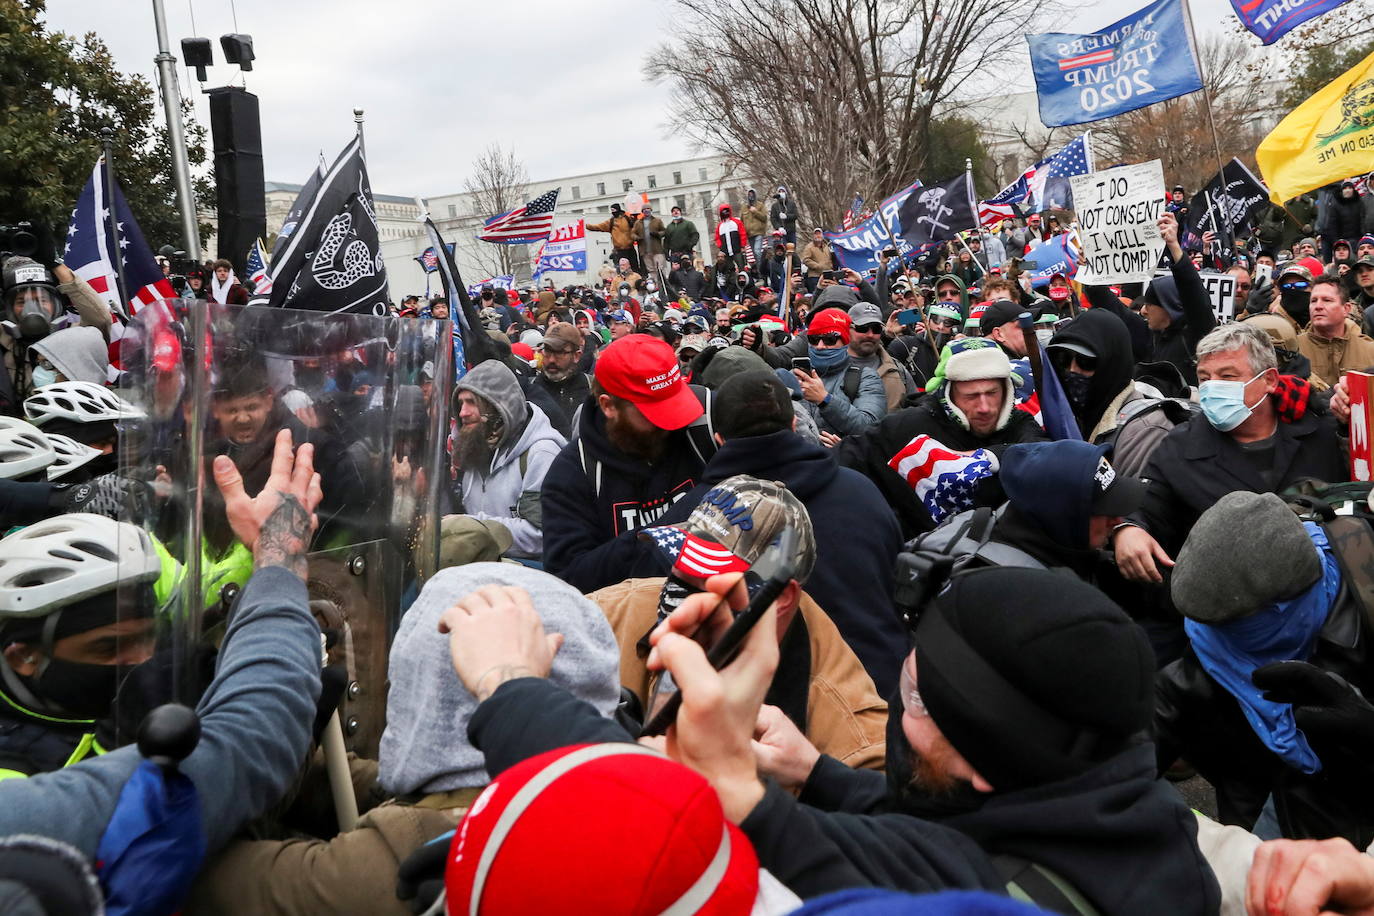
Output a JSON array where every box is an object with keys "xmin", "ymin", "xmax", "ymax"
[{"xmin": 208, "ymin": 87, "xmax": 266, "ymax": 270}]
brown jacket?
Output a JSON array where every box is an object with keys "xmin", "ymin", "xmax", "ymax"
[
  {"xmin": 801, "ymin": 241, "xmax": 835, "ymax": 278},
  {"xmin": 1297, "ymin": 317, "xmax": 1374, "ymax": 388},
  {"xmin": 185, "ymin": 787, "xmax": 480, "ymax": 916},
  {"xmin": 590, "ymin": 577, "xmax": 887, "ymax": 772},
  {"xmin": 742, "ymin": 201, "xmax": 770, "ymax": 237},
  {"xmin": 587, "ymin": 213, "xmax": 640, "ymax": 249},
  {"xmin": 638, "ymin": 216, "xmax": 667, "ymax": 257}
]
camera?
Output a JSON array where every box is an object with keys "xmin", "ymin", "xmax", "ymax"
[{"xmin": 0, "ymin": 222, "xmax": 39, "ymax": 261}]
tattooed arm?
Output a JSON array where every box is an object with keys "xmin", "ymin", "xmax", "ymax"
[{"xmin": 213, "ymin": 428, "xmax": 324, "ymax": 581}]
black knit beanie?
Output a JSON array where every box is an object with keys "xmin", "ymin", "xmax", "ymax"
[{"xmin": 914, "ymin": 568, "xmax": 1153, "ymax": 791}]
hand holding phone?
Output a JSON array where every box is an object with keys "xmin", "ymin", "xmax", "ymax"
[
  {"xmin": 791, "ymin": 356, "xmax": 812, "ymax": 373},
  {"xmin": 640, "ymin": 529, "xmax": 798, "ymax": 738}
]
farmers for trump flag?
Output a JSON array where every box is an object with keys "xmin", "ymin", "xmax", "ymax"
[
  {"xmin": 1027, "ymin": 0, "xmax": 1203, "ymax": 128},
  {"xmin": 1230, "ymin": 0, "xmax": 1351, "ymax": 45},
  {"xmin": 1257, "ymin": 48, "xmax": 1374, "ymax": 204},
  {"xmin": 888, "ymin": 434, "xmax": 1000, "ymax": 524},
  {"xmin": 65, "ymin": 159, "xmax": 176, "ymax": 318}
]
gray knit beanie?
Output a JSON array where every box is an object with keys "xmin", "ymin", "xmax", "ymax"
[
  {"xmin": 378, "ymin": 563, "xmax": 620, "ymax": 796},
  {"xmin": 1171, "ymin": 491, "xmax": 1322, "ymax": 623}
]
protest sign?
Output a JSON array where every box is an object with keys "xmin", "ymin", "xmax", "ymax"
[
  {"xmin": 1348, "ymin": 371, "xmax": 1374, "ymax": 480},
  {"xmin": 1071, "ymin": 160, "xmax": 1165, "ymax": 285},
  {"xmin": 534, "ymin": 220, "xmax": 587, "ymax": 274},
  {"xmin": 1150, "ymin": 267, "xmax": 1238, "ymax": 321},
  {"xmin": 1027, "ymin": 0, "xmax": 1204, "ymax": 128}
]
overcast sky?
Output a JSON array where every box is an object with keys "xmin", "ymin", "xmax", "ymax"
[{"xmin": 44, "ymin": 0, "xmax": 1259, "ymax": 198}]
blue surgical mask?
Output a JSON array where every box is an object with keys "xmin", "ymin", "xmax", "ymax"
[
  {"xmin": 1199, "ymin": 371, "xmax": 1266, "ymax": 431},
  {"xmin": 31, "ymin": 365, "xmax": 58, "ymax": 388},
  {"xmin": 808, "ymin": 345, "xmax": 849, "ymax": 372}
]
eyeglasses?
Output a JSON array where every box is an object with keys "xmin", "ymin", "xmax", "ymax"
[
  {"xmin": 808, "ymin": 332, "xmax": 844, "ymax": 345},
  {"xmin": 853, "ymin": 323, "xmax": 883, "ymax": 334},
  {"xmin": 1280, "ymin": 281, "xmax": 1310, "ymax": 291}
]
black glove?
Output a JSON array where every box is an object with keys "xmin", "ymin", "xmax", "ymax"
[
  {"xmin": 1244, "ymin": 280, "xmax": 1275, "ymax": 316},
  {"xmin": 1252, "ymin": 661, "xmax": 1374, "ymax": 758},
  {"xmin": 64, "ymin": 474, "xmax": 152, "ymax": 520},
  {"xmin": 31, "ymin": 221, "xmax": 59, "ymax": 270},
  {"xmin": 395, "ymin": 832, "xmax": 454, "ymax": 913}
]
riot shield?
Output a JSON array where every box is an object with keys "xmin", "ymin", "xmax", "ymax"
[{"xmin": 115, "ymin": 300, "xmax": 448, "ymax": 758}]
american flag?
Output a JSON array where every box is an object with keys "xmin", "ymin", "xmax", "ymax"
[
  {"xmin": 477, "ymin": 188, "xmax": 559, "ymax": 244},
  {"xmin": 419, "ymin": 246, "xmax": 440, "ymax": 273},
  {"xmin": 842, "ymin": 193, "xmax": 865, "ymax": 230},
  {"xmin": 887, "ymin": 434, "xmax": 1000, "ymax": 524},
  {"xmin": 982, "ymin": 133, "xmax": 1094, "ymax": 216},
  {"xmin": 64, "ymin": 159, "xmax": 176, "ymax": 319},
  {"xmin": 645, "ymin": 526, "xmax": 752, "ymax": 579},
  {"xmin": 245, "ymin": 238, "xmax": 273, "ymax": 295},
  {"xmin": 977, "ymin": 201, "xmax": 1021, "ymax": 229}
]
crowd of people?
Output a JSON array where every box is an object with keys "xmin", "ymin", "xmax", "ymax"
[{"xmin": 2, "ymin": 172, "xmax": 1374, "ymax": 915}]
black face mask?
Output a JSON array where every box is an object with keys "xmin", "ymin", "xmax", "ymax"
[
  {"xmin": 656, "ymin": 576, "xmax": 705, "ymax": 626},
  {"xmin": 1062, "ymin": 370, "xmax": 1093, "ymax": 410},
  {"xmin": 34, "ymin": 657, "xmax": 131, "ymax": 720},
  {"xmin": 1281, "ymin": 288, "xmax": 1311, "ymax": 326}
]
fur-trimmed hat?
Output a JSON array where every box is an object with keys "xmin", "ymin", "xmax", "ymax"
[{"xmin": 930, "ymin": 338, "xmax": 1014, "ymax": 433}]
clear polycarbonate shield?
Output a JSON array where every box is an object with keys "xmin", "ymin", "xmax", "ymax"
[{"xmin": 115, "ymin": 300, "xmax": 448, "ymax": 756}]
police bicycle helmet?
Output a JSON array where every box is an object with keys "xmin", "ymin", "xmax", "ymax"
[
  {"xmin": 0, "ymin": 416, "xmax": 55, "ymax": 480},
  {"xmin": 23, "ymin": 380, "xmax": 145, "ymax": 428},
  {"xmin": 43, "ymin": 432, "xmax": 102, "ymax": 481},
  {"xmin": 0, "ymin": 514, "xmax": 160, "ymax": 617}
]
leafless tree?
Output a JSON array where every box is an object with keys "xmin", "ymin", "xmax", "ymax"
[
  {"xmin": 1087, "ymin": 36, "xmax": 1272, "ymax": 190},
  {"xmin": 461, "ymin": 143, "xmax": 530, "ymax": 279},
  {"xmin": 646, "ymin": 0, "xmax": 1060, "ymax": 229}
]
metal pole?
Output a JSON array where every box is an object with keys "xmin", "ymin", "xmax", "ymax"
[
  {"xmin": 100, "ymin": 129, "xmax": 131, "ymax": 315},
  {"xmin": 152, "ymin": 0, "xmax": 201, "ymax": 261},
  {"xmin": 353, "ymin": 108, "xmax": 366, "ymax": 160},
  {"xmin": 1180, "ymin": 0, "xmax": 1228, "ymax": 180}
]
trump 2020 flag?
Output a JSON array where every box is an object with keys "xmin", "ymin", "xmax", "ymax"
[
  {"xmin": 888, "ymin": 434, "xmax": 1000, "ymax": 524},
  {"xmin": 897, "ymin": 174, "xmax": 976, "ymax": 248},
  {"xmin": 1027, "ymin": 0, "xmax": 1203, "ymax": 128},
  {"xmin": 1230, "ymin": 0, "xmax": 1351, "ymax": 45},
  {"xmin": 261, "ymin": 136, "xmax": 389, "ymax": 315}
]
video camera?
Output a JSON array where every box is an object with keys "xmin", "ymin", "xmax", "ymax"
[{"xmin": 0, "ymin": 222, "xmax": 40, "ymax": 262}]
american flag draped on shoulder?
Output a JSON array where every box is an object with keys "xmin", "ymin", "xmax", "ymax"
[
  {"xmin": 258, "ymin": 136, "xmax": 389, "ymax": 315},
  {"xmin": 477, "ymin": 189, "xmax": 559, "ymax": 244},
  {"xmin": 65, "ymin": 159, "xmax": 176, "ymax": 319}
]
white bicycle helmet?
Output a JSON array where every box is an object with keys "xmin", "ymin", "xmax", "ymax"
[
  {"xmin": 44, "ymin": 432, "xmax": 103, "ymax": 481},
  {"xmin": 23, "ymin": 381, "xmax": 145, "ymax": 428},
  {"xmin": 0, "ymin": 416, "xmax": 56, "ymax": 481},
  {"xmin": 0, "ymin": 514, "xmax": 161, "ymax": 617}
]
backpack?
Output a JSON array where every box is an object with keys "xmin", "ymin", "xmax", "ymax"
[
  {"xmin": 994, "ymin": 854, "xmax": 1103, "ymax": 916},
  {"xmin": 841, "ymin": 365, "xmax": 862, "ymax": 402},
  {"xmin": 1284, "ymin": 479, "xmax": 1374, "ymax": 636}
]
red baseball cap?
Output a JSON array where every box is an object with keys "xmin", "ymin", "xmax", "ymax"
[
  {"xmin": 806, "ymin": 308, "xmax": 851, "ymax": 344},
  {"xmin": 594, "ymin": 335, "xmax": 703, "ymax": 430},
  {"xmin": 446, "ymin": 744, "xmax": 760, "ymax": 916}
]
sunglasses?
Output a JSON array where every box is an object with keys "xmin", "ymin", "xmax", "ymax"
[
  {"xmin": 808, "ymin": 332, "xmax": 845, "ymax": 345},
  {"xmin": 937, "ymin": 290, "xmax": 961, "ymax": 300},
  {"xmin": 1051, "ymin": 350, "xmax": 1097, "ymax": 373},
  {"xmin": 853, "ymin": 323, "xmax": 883, "ymax": 334},
  {"xmin": 1280, "ymin": 281, "xmax": 1310, "ymax": 291}
]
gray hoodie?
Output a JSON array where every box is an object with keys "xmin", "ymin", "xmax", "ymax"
[
  {"xmin": 378, "ymin": 563, "xmax": 620, "ymax": 796},
  {"xmin": 454, "ymin": 360, "xmax": 567, "ymax": 557},
  {"xmin": 30, "ymin": 326, "xmax": 108, "ymax": 384}
]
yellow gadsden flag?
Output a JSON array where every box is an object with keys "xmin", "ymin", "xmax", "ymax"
[{"xmin": 1257, "ymin": 48, "xmax": 1374, "ymax": 204}]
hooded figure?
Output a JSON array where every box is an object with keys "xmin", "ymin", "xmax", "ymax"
[
  {"xmin": 1138, "ymin": 263, "xmax": 1217, "ymax": 387},
  {"xmin": 932, "ymin": 274, "xmax": 971, "ymax": 321},
  {"xmin": 29, "ymin": 326, "xmax": 109, "ymax": 386},
  {"xmin": 449, "ymin": 359, "xmax": 567, "ymax": 558},
  {"xmin": 1047, "ymin": 309, "xmax": 1135, "ymax": 440}
]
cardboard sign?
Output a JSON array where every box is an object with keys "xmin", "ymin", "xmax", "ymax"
[
  {"xmin": 1070, "ymin": 160, "xmax": 1165, "ymax": 284},
  {"xmin": 1350, "ymin": 370, "xmax": 1374, "ymax": 481},
  {"xmin": 1148, "ymin": 268, "xmax": 1238, "ymax": 322}
]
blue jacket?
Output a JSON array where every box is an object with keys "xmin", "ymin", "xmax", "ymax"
[{"xmin": 654, "ymin": 429, "xmax": 906, "ymax": 697}]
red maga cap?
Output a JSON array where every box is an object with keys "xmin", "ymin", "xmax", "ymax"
[{"xmin": 594, "ymin": 335, "xmax": 703, "ymax": 430}]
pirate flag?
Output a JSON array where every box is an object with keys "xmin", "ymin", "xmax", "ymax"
[
  {"xmin": 898, "ymin": 173, "xmax": 976, "ymax": 248},
  {"xmin": 259, "ymin": 135, "xmax": 390, "ymax": 315}
]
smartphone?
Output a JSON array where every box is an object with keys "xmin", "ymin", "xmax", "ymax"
[
  {"xmin": 897, "ymin": 308, "xmax": 921, "ymax": 327},
  {"xmin": 1255, "ymin": 263, "xmax": 1273, "ymax": 286},
  {"xmin": 882, "ymin": 247, "xmax": 899, "ymax": 258},
  {"xmin": 639, "ymin": 528, "xmax": 799, "ymax": 738},
  {"xmin": 821, "ymin": 270, "xmax": 836, "ymax": 281},
  {"xmin": 791, "ymin": 356, "xmax": 812, "ymax": 373}
]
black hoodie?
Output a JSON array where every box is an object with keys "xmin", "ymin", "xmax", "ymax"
[
  {"xmin": 541, "ymin": 396, "xmax": 705, "ymax": 592},
  {"xmin": 652, "ymin": 429, "xmax": 908, "ymax": 696},
  {"xmin": 1048, "ymin": 309, "xmax": 1135, "ymax": 439}
]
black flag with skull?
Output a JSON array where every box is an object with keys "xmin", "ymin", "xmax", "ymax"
[
  {"xmin": 259, "ymin": 135, "xmax": 391, "ymax": 315},
  {"xmin": 897, "ymin": 173, "xmax": 977, "ymax": 249}
]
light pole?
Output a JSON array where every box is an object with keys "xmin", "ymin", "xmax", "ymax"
[{"xmin": 152, "ymin": 0, "xmax": 201, "ymax": 261}]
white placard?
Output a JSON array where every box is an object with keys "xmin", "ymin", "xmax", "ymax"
[{"xmin": 1070, "ymin": 160, "xmax": 1166, "ymax": 285}]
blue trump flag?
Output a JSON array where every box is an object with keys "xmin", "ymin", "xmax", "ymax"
[
  {"xmin": 825, "ymin": 179, "xmax": 922, "ymax": 273},
  {"xmin": 1024, "ymin": 235, "xmax": 1079, "ymax": 285},
  {"xmin": 1027, "ymin": 0, "xmax": 1203, "ymax": 128},
  {"xmin": 1229, "ymin": 0, "xmax": 1350, "ymax": 45},
  {"xmin": 96, "ymin": 759, "xmax": 205, "ymax": 915}
]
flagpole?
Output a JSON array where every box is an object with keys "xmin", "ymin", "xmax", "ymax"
[
  {"xmin": 100, "ymin": 128, "xmax": 131, "ymax": 314},
  {"xmin": 957, "ymin": 159, "xmax": 988, "ymax": 283},
  {"xmin": 353, "ymin": 108, "xmax": 366, "ymax": 160},
  {"xmin": 151, "ymin": 0, "xmax": 201, "ymax": 262},
  {"xmin": 1180, "ymin": 0, "xmax": 1228, "ymax": 181}
]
